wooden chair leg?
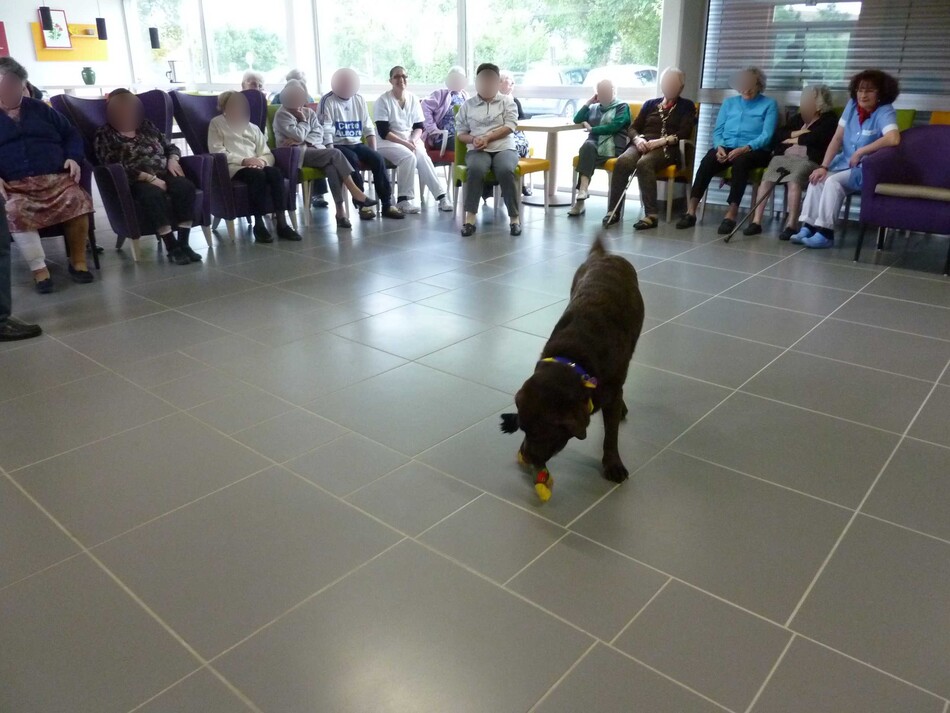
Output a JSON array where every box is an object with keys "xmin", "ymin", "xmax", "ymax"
[
  {"xmin": 88, "ymin": 230, "xmax": 100, "ymax": 269},
  {"xmin": 212, "ymin": 216, "xmax": 222, "ymax": 231},
  {"xmin": 854, "ymin": 223, "xmax": 867, "ymax": 262},
  {"xmin": 840, "ymin": 194, "xmax": 853, "ymax": 239},
  {"xmin": 571, "ymin": 170, "xmax": 578, "ymax": 203},
  {"xmin": 302, "ymin": 181, "xmax": 312, "ymax": 227},
  {"xmin": 944, "ymin": 241, "xmax": 950, "ymax": 276},
  {"xmin": 666, "ymin": 178, "xmax": 674, "ymax": 223},
  {"xmin": 129, "ymin": 238, "xmax": 140, "ymax": 262},
  {"xmin": 453, "ymin": 179, "xmax": 460, "ymax": 216},
  {"xmin": 700, "ymin": 191, "xmax": 708, "ymax": 223},
  {"xmin": 201, "ymin": 225, "xmax": 212, "ymax": 247},
  {"xmin": 225, "ymin": 219, "xmax": 236, "ymax": 242},
  {"xmin": 289, "ymin": 212, "xmax": 299, "ymax": 232},
  {"xmin": 876, "ymin": 226, "xmax": 886, "ymax": 250},
  {"xmin": 543, "ymin": 171, "xmax": 550, "ymax": 211},
  {"xmin": 494, "ymin": 184, "xmax": 501, "ymax": 216}
]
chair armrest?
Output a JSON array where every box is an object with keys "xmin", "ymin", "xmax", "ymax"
[
  {"xmin": 179, "ymin": 154, "xmax": 213, "ymax": 227},
  {"xmin": 92, "ymin": 163, "xmax": 141, "ymax": 239},
  {"xmin": 207, "ymin": 153, "xmax": 238, "ymax": 220},
  {"xmin": 860, "ymin": 146, "xmax": 903, "ymax": 203}
]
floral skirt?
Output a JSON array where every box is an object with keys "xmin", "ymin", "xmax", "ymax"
[{"xmin": 3, "ymin": 173, "xmax": 93, "ymax": 233}]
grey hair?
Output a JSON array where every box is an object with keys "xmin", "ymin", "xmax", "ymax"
[
  {"xmin": 499, "ymin": 69, "xmax": 515, "ymax": 83},
  {"xmin": 242, "ymin": 70, "xmax": 264, "ymax": 86},
  {"xmin": 447, "ymin": 65, "xmax": 466, "ymax": 79},
  {"xmin": 661, "ymin": 66, "xmax": 686, "ymax": 89},
  {"xmin": 285, "ymin": 68, "xmax": 306, "ymax": 82},
  {"xmin": 802, "ymin": 83, "xmax": 834, "ymax": 113},
  {"xmin": 743, "ymin": 66, "xmax": 767, "ymax": 93},
  {"xmin": 279, "ymin": 79, "xmax": 306, "ymax": 105},
  {"xmin": 0, "ymin": 57, "xmax": 28, "ymax": 82}
]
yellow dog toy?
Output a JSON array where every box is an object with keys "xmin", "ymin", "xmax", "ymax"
[{"xmin": 517, "ymin": 451, "xmax": 553, "ymax": 502}]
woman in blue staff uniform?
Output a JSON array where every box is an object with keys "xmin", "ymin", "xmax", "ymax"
[{"xmin": 793, "ymin": 69, "xmax": 901, "ymax": 249}]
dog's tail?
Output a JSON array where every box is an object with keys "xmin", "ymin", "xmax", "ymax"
[{"xmin": 590, "ymin": 230, "xmax": 609, "ymax": 257}]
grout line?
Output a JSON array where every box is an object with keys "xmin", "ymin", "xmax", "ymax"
[
  {"xmin": 124, "ymin": 667, "xmax": 209, "ymax": 713},
  {"xmin": 784, "ymin": 356, "xmax": 950, "ymax": 628},
  {"xmin": 608, "ymin": 576, "xmax": 673, "ymax": 645},
  {"xmin": 742, "ymin": 634, "xmax": 796, "ymax": 713},
  {"xmin": 525, "ymin": 640, "xmax": 600, "ymax": 713},
  {"xmin": 502, "ymin": 531, "xmax": 571, "ymax": 586},
  {"xmin": 0, "ymin": 551, "xmax": 85, "ymax": 594}
]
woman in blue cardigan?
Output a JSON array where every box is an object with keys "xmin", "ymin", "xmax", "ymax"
[{"xmin": 677, "ymin": 67, "xmax": 778, "ymax": 234}]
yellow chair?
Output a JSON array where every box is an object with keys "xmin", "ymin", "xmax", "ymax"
[
  {"xmin": 930, "ymin": 111, "xmax": 950, "ymax": 125},
  {"xmin": 265, "ymin": 103, "xmax": 328, "ymax": 225},
  {"xmin": 570, "ymin": 102, "xmax": 642, "ymax": 204},
  {"xmin": 450, "ymin": 105, "xmax": 551, "ymax": 215}
]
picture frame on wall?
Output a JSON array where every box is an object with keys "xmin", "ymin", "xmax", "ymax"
[{"xmin": 39, "ymin": 9, "xmax": 72, "ymax": 49}]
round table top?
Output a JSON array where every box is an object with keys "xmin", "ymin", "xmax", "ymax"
[{"xmin": 516, "ymin": 118, "xmax": 584, "ymax": 132}]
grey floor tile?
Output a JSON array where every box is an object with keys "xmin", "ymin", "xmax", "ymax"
[
  {"xmin": 743, "ymin": 351, "xmax": 933, "ymax": 433},
  {"xmin": 862, "ymin": 272, "xmax": 950, "ymax": 308},
  {"xmin": 502, "ymin": 299, "xmax": 569, "ymax": 337},
  {"xmin": 148, "ymin": 368, "xmax": 245, "ymax": 409},
  {"xmin": 572, "ymin": 451, "xmax": 850, "ymax": 621},
  {"xmin": 419, "ymin": 326, "xmax": 547, "ymax": 394},
  {"xmin": 419, "ymin": 495, "xmax": 564, "ymax": 582},
  {"xmin": 834, "ymin": 293, "xmax": 950, "ymax": 340},
  {"xmin": 508, "ymin": 533, "xmax": 668, "ymax": 641},
  {"xmin": 0, "ymin": 555, "xmax": 196, "ymax": 713},
  {"xmin": 794, "ymin": 318, "xmax": 950, "ymax": 381},
  {"xmin": 635, "ymin": 322, "xmax": 783, "ymax": 388},
  {"xmin": 61, "ymin": 311, "xmax": 230, "ymax": 367},
  {"xmin": 134, "ymin": 669, "xmax": 255, "ymax": 713},
  {"xmin": 909, "ymin": 385, "xmax": 950, "ymax": 448},
  {"xmin": 308, "ymin": 362, "xmax": 510, "ymax": 455},
  {"xmin": 127, "ymin": 270, "xmax": 260, "ymax": 308},
  {"xmin": 722, "ymin": 275, "xmax": 853, "ymax": 316},
  {"xmin": 674, "ymin": 392, "xmax": 898, "ymax": 507},
  {"xmin": 357, "ymin": 249, "xmax": 471, "ymax": 280},
  {"xmin": 15, "ymin": 413, "xmax": 270, "ymax": 546},
  {"xmin": 217, "ymin": 253, "xmax": 336, "ymax": 284},
  {"xmin": 762, "ymin": 259, "xmax": 878, "ymax": 291},
  {"xmin": 339, "ymin": 290, "xmax": 411, "ymax": 315},
  {"xmin": 178, "ymin": 286, "xmax": 326, "ymax": 332},
  {"xmin": 534, "ymin": 643, "xmax": 724, "ymax": 713},
  {"xmin": 232, "ymin": 409, "xmax": 348, "ymax": 462},
  {"xmin": 674, "ymin": 297, "xmax": 822, "ymax": 347},
  {"xmin": 94, "ymin": 468, "xmax": 401, "ymax": 658},
  {"xmin": 114, "ymin": 351, "xmax": 207, "ymax": 389},
  {"xmin": 347, "ymin": 461, "xmax": 481, "ymax": 535},
  {"xmin": 0, "ymin": 476, "xmax": 78, "ymax": 589},
  {"xmin": 420, "ymin": 282, "xmax": 563, "ymax": 324},
  {"xmin": 332, "ymin": 303, "xmax": 490, "ymax": 359},
  {"xmin": 379, "ymin": 281, "xmax": 448, "ymax": 301},
  {"xmin": 216, "ymin": 541, "xmax": 592, "ymax": 713},
  {"xmin": 615, "ymin": 581, "xmax": 791, "ymax": 711},
  {"xmin": 638, "ymin": 260, "xmax": 749, "ymax": 294},
  {"xmin": 306, "ymin": 239, "xmax": 407, "ymax": 266},
  {"xmin": 240, "ymin": 302, "xmax": 369, "ymax": 347},
  {"xmin": 279, "ymin": 266, "xmax": 406, "ymax": 303},
  {"xmin": 0, "ymin": 338, "xmax": 102, "ymax": 402},
  {"xmin": 636, "ymin": 281, "xmax": 711, "ymax": 321},
  {"xmin": 862, "ymin": 439, "xmax": 950, "ymax": 541},
  {"xmin": 0, "ymin": 373, "xmax": 172, "ymax": 471},
  {"xmin": 673, "ymin": 243, "xmax": 783, "ymax": 273},
  {"xmin": 13, "ymin": 290, "xmax": 167, "ymax": 337},
  {"xmin": 750, "ymin": 637, "xmax": 945, "ymax": 713},
  {"xmin": 180, "ymin": 333, "xmax": 276, "ymax": 366},
  {"xmin": 791, "ymin": 515, "xmax": 950, "ymax": 698},
  {"xmin": 219, "ymin": 331, "xmax": 406, "ymax": 404},
  {"xmin": 486, "ymin": 259, "xmax": 590, "ymax": 298},
  {"xmin": 187, "ymin": 383, "xmax": 294, "ymax": 434},
  {"xmin": 285, "ymin": 432, "xmax": 408, "ymax": 496}
]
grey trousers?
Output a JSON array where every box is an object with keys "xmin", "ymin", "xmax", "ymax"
[
  {"xmin": 0, "ymin": 201, "xmax": 12, "ymax": 325},
  {"xmin": 301, "ymin": 147, "xmax": 355, "ymax": 204},
  {"xmin": 608, "ymin": 147, "xmax": 675, "ymax": 217},
  {"xmin": 464, "ymin": 149, "xmax": 519, "ymax": 218}
]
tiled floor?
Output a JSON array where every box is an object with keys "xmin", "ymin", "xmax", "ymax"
[{"xmin": 2, "ymin": 196, "xmax": 949, "ymax": 713}]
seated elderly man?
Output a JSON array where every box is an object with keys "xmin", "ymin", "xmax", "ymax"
[
  {"xmin": 241, "ymin": 70, "xmax": 265, "ymax": 93},
  {"xmin": 604, "ymin": 67, "xmax": 696, "ymax": 230},
  {"xmin": 272, "ymin": 69, "xmax": 314, "ymax": 105},
  {"xmin": 569, "ymin": 79, "xmax": 631, "ymax": 216}
]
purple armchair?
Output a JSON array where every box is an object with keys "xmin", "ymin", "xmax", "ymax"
[
  {"xmin": 855, "ymin": 125, "xmax": 950, "ymax": 274},
  {"xmin": 52, "ymin": 91, "xmax": 213, "ymax": 261},
  {"xmin": 170, "ymin": 90, "xmax": 301, "ymax": 241}
]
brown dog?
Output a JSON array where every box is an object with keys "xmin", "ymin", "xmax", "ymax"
[{"xmin": 501, "ymin": 233, "xmax": 644, "ymax": 482}]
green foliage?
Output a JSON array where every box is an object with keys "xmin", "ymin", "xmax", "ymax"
[{"xmin": 212, "ymin": 27, "xmax": 286, "ymax": 73}]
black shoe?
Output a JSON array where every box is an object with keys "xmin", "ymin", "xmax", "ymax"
[
  {"xmin": 168, "ymin": 246, "xmax": 192, "ymax": 265},
  {"xmin": 276, "ymin": 223, "xmax": 303, "ymax": 241},
  {"xmin": 522, "ymin": 186, "xmax": 532, "ymax": 197},
  {"xmin": 460, "ymin": 223, "xmax": 476, "ymax": 237},
  {"xmin": 178, "ymin": 239, "xmax": 203, "ymax": 262},
  {"xmin": 602, "ymin": 213, "xmax": 621, "ymax": 228},
  {"xmin": 0, "ymin": 318, "xmax": 42, "ymax": 341},
  {"xmin": 253, "ymin": 222, "xmax": 273, "ymax": 243},
  {"xmin": 717, "ymin": 218, "xmax": 737, "ymax": 235},
  {"xmin": 510, "ymin": 222, "xmax": 522, "ymax": 236},
  {"xmin": 336, "ymin": 215, "xmax": 352, "ymax": 229},
  {"xmin": 34, "ymin": 277, "xmax": 54, "ymax": 294},
  {"xmin": 743, "ymin": 222, "xmax": 763, "ymax": 236},
  {"xmin": 676, "ymin": 214, "xmax": 696, "ymax": 229},
  {"xmin": 311, "ymin": 196, "xmax": 329, "ymax": 208},
  {"xmin": 779, "ymin": 226, "xmax": 796, "ymax": 241},
  {"xmin": 358, "ymin": 206, "xmax": 377, "ymax": 221},
  {"xmin": 355, "ymin": 196, "xmax": 378, "ymax": 209},
  {"xmin": 381, "ymin": 206, "xmax": 405, "ymax": 219},
  {"xmin": 68, "ymin": 263, "xmax": 94, "ymax": 283}
]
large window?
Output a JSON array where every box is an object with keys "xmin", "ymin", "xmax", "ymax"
[
  {"xmin": 130, "ymin": 0, "xmax": 205, "ymax": 85},
  {"xmin": 203, "ymin": 0, "xmax": 290, "ymax": 86},
  {"xmin": 317, "ymin": 0, "xmax": 458, "ymax": 85}
]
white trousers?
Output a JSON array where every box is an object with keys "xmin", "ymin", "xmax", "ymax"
[
  {"xmin": 799, "ymin": 169, "xmax": 853, "ymax": 230},
  {"xmin": 12, "ymin": 231, "xmax": 47, "ymax": 272},
  {"xmin": 376, "ymin": 139, "xmax": 447, "ymax": 202}
]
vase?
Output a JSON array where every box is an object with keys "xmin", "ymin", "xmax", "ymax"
[{"xmin": 81, "ymin": 67, "xmax": 96, "ymax": 85}]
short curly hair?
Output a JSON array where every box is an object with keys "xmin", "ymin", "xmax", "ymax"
[{"xmin": 849, "ymin": 69, "xmax": 900, "ymax": 106}]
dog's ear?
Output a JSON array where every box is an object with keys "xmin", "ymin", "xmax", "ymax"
[{"xmin": 499, "ymin": 413, "xmax": 520, "ymax": 434}]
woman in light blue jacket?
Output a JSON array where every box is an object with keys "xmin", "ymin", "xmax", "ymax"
[{"xmin": 677, "ymin": 67, "xmax": 778, "ymax": 234}]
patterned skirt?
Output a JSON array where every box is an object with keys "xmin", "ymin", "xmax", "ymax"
[{"xmin": 4, "ymin": 173, "xmax": 93, "ymax": 233}]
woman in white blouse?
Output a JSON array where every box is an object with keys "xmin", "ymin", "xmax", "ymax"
[{"xmin": 374, "ymin": 66, "xmax": 453, "ymax": 213}]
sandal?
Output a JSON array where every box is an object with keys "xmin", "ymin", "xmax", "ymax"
[
  {"xmin": 633, "ymin": 216, "xmax": 658, "ymax": 231},
  {"xmin": 460, "ymin": 223, "xmax": 476, "ymax": 237}
]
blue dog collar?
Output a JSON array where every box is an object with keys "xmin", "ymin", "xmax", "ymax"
[{"xmin": 539, "ymin": 357, "xmax": 598, "ymax": 389}]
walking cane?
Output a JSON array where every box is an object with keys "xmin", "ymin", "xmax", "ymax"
[
  {"xmin": 601, "ymin": 167, "xmax": 638, "ymax": 227},
  {"xmin": 723, "ymin": 166, "xmax": 791, "ymax": 243}
]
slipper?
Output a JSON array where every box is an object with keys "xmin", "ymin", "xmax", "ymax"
[
  {"xmin": 461, "ymin": 223, "xmax": 476, "ymax": 237},
  {"xmin": 633, "ymin": 217, "xmax": 658, "ymax": 231},
  {"xmin": 717, "ymin": 218, "xmax": 737, "ymax": 235},
  {"xmin": 602, "ymin": 213, "xmax": 621, "ymax": 228}
]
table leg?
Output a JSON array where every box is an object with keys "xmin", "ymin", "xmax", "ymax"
[{"xmin": 522, "ymin": 130, "xmax": 574, "ymax": 206}]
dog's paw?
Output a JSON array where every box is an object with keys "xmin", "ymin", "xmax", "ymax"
[{"xmin": 603, "ymin": 460, "xmax": 629, "ymax": 483}]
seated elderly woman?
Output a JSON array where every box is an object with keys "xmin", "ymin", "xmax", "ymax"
[
  {"xmin": 271, "ymin": 69, "xmax": 315, "ymax": 105},
  {"xmin": 499, "ymin": 70, "xmax": 530, "ymax": 158},
  {"xmin": 745, "ymin": 84, "xmax": 838, "ymax": 239},
  {"xmin": 792, "ymin": 69, "xmax": 901, "ymax": 249},
  {"xmin": 209, "ymin": 90, "xmax": 302, "ymax": 243},
  {"xmin": 94, "ymin": 89, "xmax": 201, "ymax": 265},
  {"xmin": 569, "ymin": 79, "xmax": 631, "ymax": 216},
  {"xmin": 422, "ymin": 66, "xmax": 468, "ymax": 151},
  {"xmin": 604, "ymin": 67, "xmax": 695, "ymax": 230},
  {"xmin": 274, "ymin": 80, "xmax": 377, "ymax": 229},
  {"xmin": 0, "ymin": 56, "xmax": 94, "ymax": 293},
  {"xmin": 677, "ymin": 67, "xmax": 778, "ymax": 234},
  {"xmin": 456, "ymin": 63, "xmax": 521, "ymax": 237},
  {"xmin": 241, "ymin": 70, "xmax": 265, "ymax": 94}
]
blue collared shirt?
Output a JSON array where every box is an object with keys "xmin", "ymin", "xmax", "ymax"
[
  {"xmin": 828, "ymin": 99, "xmax": 898, "ymax": 179},
  {"xmin": 0, "ymin": 98, "xmax": 85, "ymax": 182},
  {"xmin": 712, "ymin": 94, "xmax": 778, "ymax": 152}
]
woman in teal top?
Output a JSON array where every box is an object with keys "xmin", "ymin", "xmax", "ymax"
[
  {"xmin": 677, "ymin": 67, "xmax": 778, "ymax": 234},
  {"xmin": 793, "ymin": 69, "xmax": 901, "ymax": 249}
]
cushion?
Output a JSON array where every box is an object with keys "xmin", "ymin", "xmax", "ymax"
[{"xmin": 875, "ymin": 183, "xmax": 950, "ymax": 202}]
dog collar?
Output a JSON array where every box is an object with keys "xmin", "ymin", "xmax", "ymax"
[{"xmin": 539, "ymin": 357, "xmax": 598, "ymax": 389}]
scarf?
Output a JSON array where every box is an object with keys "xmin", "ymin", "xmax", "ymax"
[
  {"xmin": 856, "ymin": 105, "xmax": 872, "ymax": 125},
  {"xmin": 595, "ymin": 99, "xmax": 624, "ymax": 157},
  {"xmin": 657, "ymin": 99, "xmax": 677, "ymax": 158}
]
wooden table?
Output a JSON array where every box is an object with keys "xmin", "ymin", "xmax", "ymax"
[{"xmin": 516, "ymin": 117, "xmax": 585, "ymax": 206}]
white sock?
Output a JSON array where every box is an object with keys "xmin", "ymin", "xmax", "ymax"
[{"xmin": 12, "ymin": 231, "xmax": 47, "ymax": 272}]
